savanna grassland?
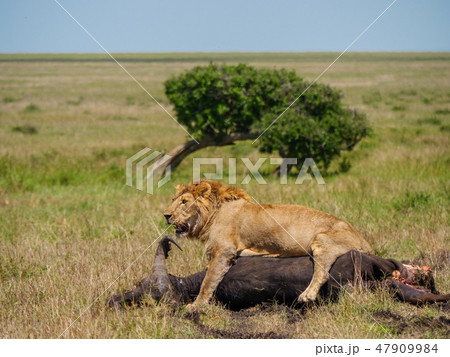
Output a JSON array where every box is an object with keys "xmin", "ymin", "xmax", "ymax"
[{"xmin": 0, "ymin": 53, "xmax": 449, "ymax": 338}]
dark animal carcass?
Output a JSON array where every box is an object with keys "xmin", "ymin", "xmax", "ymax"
[{"xmin": 108, "ymin": 236, "xmax": 449, "ymax": 310}]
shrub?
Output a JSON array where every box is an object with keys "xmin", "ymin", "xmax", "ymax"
[
  {"xmin": 24, "ymin": 103, "xmax": 39, "ymax": 113},
  {"xmin": 163, "ymin": 63, "xmax": 370, "ymax": 173}
]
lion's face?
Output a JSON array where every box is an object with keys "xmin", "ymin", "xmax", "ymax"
[
  {"xmin": 163, "ymin": 180, "xmax": 251, "ymax": 239},
  {"xmin": 163, "ymin": 182, "xmax": 211, "ymax": 238}
]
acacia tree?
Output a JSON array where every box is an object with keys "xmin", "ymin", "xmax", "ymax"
[
  {"xmin": 156, "ymin": 63, "xmax": 369, "ymax": 176},
  {"xmin": 156, "ymin": 63, "xmax": 297, "ymax": 175}
]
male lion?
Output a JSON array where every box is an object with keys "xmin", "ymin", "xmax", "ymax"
[{"xmin": 163, "ymin": 180, "xmax": 374, "ymax": 310}]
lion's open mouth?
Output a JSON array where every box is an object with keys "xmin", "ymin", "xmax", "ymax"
[{"xmin": 174, "ymin": 223, "xmax": 188, "ymax": 235}]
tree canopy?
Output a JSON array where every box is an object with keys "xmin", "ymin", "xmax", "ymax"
[{"xmin": 161, "ymin": 63, "xmax": 370, "ymax": 174}]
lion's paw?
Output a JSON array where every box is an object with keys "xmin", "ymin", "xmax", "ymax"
[
  {"xmin": 298, "ymin": 290, "xmax": 318, "ymax": 303},
  {"xmin": 185, "ymin": 303, "xmax": 196, "ymax": 312},
  {"xmin": 185, "ymin": 302, "xmax": 205, "ymax": 313}
]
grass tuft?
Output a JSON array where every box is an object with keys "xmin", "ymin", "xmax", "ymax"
[
  {"xmin": 393, "ymin": 191, "xmax": 432, "ymax": 212},
  {"xmin": 11, "ymin": 124, "xmax": 38, "ymax": 135},
  {"xmin": 362, "ymin": 90, "xmax": 382, "ymax": 107},
  {"xmin": 434, "ymin": 108, "xmax": 450, "ymax": 115},
  {"xmin": 417, "ymin": 117, "xmax": 442, "ymax": 125},
  {"xmin": 24, "ymin": 103, "xmax": 40, "ymax": 112},
  {"xmin": 66, "ymin": 96, "xmax": 84, "ymax": 106},
  {"xmin": 3, "ymin": 96, "xmax": 20, "ymax": 103},
  {"xmin": 392, "ymin": 105, "xmax": 406, "ymax": 111}
]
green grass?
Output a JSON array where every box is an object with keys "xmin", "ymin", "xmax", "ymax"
[
  {"xmin": 11, "ymin": 124, "xmax": 38, "ymax": 135},
  {"xmin": 0, "ymin": 52, "xmax": 449, "ymax": 338},
  {"xmin": 417, "ymin": 117, "xmax": 442, "ymax": 126},
  {"xmin": 23, "ymin": 103, "xmax": 40, "ymax": 112}
]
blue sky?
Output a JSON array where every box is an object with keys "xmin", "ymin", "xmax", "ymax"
[{"xmin": 0, "ymin": 0, "xmax": 449, "ymax": 53}]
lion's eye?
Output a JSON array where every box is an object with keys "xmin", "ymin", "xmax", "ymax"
[{"xmin": 181, "ymin": 199, "xmax": 187, "ymax": 204}]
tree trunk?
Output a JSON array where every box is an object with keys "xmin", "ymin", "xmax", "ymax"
[
  {"xmin": 151, "ymin": 132, "xmax": 258, "ymax": 178},
  {"xmin": 272, "ymin": 148, "xmax": 295, "ymax": 177},
  {"xmin": 272, "ymin": 159, "xmax": 295, "ymax": 177}
]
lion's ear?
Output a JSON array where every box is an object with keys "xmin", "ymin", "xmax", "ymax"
[
  {"xmin": 195, "ymin": 182, "xmax": 211, "ymax": 199},
  {"xmin": 175, "ymin": 183, "xmax": 185, "ymax": 192}
]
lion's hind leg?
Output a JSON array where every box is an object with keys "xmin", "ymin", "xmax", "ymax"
[{"xmin": 298, "ymin": 233, "xmax": 350, "ymax": 303}]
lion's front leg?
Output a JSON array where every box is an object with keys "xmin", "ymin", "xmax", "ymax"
[{"xmin": 187, "ymin": 247, "xmax": 236, "ymax": 311}]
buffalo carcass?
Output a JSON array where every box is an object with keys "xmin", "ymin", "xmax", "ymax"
[{"xmin": 109, "ymin": 236, "xmax": 449, "ymax": 310}]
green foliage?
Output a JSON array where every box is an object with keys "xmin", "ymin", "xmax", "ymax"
[
  {"xmin": 164, "ymin": 63, "xmax": 298, "ymax": 139},
  {"xmin": 417, "ymin": 117, "xmax": 441, "ymax": 126},
  {"xmin": 393, "ymin": 191, "xmax": 432, "ymax": 212},
  {"xmin": 339, "ymin": 157, "xmax": 352, "ymax": 173},
  {"xmin": 258, "ymin": 105, "xmax": 370, "ymax": 170},
  {"xmin": 257, "ymin": 82, "xmax": 370, "ymax": 170},
  {"xmin": 392, "ymin": 105, "xmax": 406, "ymax": 111},
  {"xmin": 3, "ymin": 96, "xmax": 19, "ymax": 103},
  {"xmin": 165, "ymin": 63, "xmax": 370, "ymax": 170},
  {"xmin": 12, "ymin": 124, "xmax": 38, "ymax": 135},
  {"xmin": 434, "ymin": 108, "xmax": 450, "ymax": 115},
  {"xmin": 24, "ymin": 103, "xmax": 40, "ymax": 112}
]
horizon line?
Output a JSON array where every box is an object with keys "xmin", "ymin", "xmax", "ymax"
[{"xmin": 1, "ymin": 50, "xmax": 450, "ymax": 55}]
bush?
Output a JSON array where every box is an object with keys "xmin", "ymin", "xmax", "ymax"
[{"xmin": 164, "ymin": 63, "xmax": 370, "ymax": 173}]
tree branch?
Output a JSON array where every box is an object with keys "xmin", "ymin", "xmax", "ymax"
[{"xmin": 151, "ymin": 132, "xmax": 258, "ymax": 178}]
